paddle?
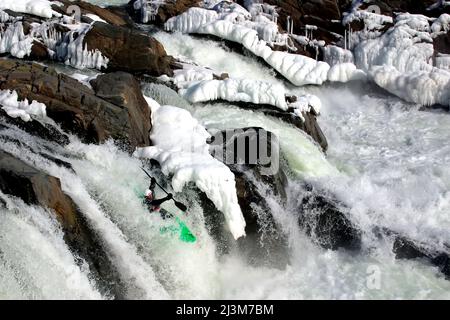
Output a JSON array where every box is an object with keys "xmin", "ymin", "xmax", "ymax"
[{"xmin": 141, "ymin": 168, "xmax": 188, "ymax": 212}]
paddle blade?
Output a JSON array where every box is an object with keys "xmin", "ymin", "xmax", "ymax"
[{"xmin": 174, "ymin": 200, "xmax": 187, "ymax": 212}]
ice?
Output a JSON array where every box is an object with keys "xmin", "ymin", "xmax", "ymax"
[
  {"xmin": 0, "ymin": 22, "xmax": 34, "ymax": 59},
  {"xmin": 165, "ymin": 8, "xmax": 331, "ymax": 86},
  {"xmin": 180, "ymin": 78, "xmax": 289, "ymax": 110},
  {"xmin": 0, "ymin": 89, "xmax": 47, "ymax": 122},
  {"xmin": 431, "ymin": 13, "xmax": 450, "ymax": 34},
  {"xmin": 133, "ymin": 97, "xmax": 246, "ymax": 240},
  {"xmin": 0, "ymin": 0, "xmax": 60, "ymax": 19},
  {"xmin": 327, "ymin": 63, "xmax": 367, "ymax": 83}
]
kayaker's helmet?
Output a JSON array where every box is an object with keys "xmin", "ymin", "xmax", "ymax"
[{"xmin": 145, "ymin": 189, "xmax": 153, "ymax": 200}]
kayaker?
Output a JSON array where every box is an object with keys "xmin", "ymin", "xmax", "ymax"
[{"xmin": 144, "ymin": 177, "xmax": 173, "ymax": 213}]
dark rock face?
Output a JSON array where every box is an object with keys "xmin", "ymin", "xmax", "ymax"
[
  {"xmin": 91, "ymin": 72, "xmax": 153, "ymax": 148},
  {"xmin": 0, "ymin": 150, "xmax": 124, "ymax": 297},
  {"xmin": 393, "ymin": 236, "xmax": 450, "ymax": 278},
  {"xmin": 84, "ymin": 22, "xmax": 175, "ymax": 76},
  {"xmin": 297, "ymin": 185, "xmax": 362, "ymax": 251},
  {"xmin": 230, "ymin": 101, "xmax": 328, "ymax": 152},
  {"xmin": 434, "ymin": 32, "xmax": 450, "ymax": 55},
  {"xmin": 0, "ymin": 59, "xmax": 151, "ymax": 148},
  {"xmin": 209, "ymin": 127, "xmax": 289, "ymax": 265}
]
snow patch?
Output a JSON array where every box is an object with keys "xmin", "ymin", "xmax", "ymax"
[
  {"xmin": 0, "ymin": 0, "xmax": 60, "ymax": 19},
  {"xmin": 180, "ymin": 78, "xmax": 288, "ymax": 110},
  {"xmin": 0, "ymin": 89, "xmax": 47, "ymax": 122}
]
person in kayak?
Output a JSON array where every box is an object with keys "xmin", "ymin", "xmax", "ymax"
[{"xmin": 144, "ymin": 177, "xmax": 173, "ymax": 216}]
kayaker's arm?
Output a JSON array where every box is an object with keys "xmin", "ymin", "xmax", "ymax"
[{"xmin": 148, "ymin": 194, "xmax": 173, "ymax": 207}]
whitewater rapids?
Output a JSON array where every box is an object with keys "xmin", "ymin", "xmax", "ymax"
[{"xmin": 1, "ymin": 2, "xmax": 450, "ymax": 299}]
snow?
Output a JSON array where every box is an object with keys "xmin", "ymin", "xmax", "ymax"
[
  {"xmin": 327, "ymin": 63, "xmax": 367, "ymax": 82},
  {"xmin": 431, "ymin": 14, "xmax": 450, "ymax": 34},
  {"xmin": 289, "ymin": 94, "xmax": 322, "ymax": 118},
  {"xmin": 371, "ymin": 65, "xmax": 450, "ymax": 106},
  {"xmin": 165, "ymin": 7, "xmax": 219, "ymax": 33},
  {"xmin": 395, "ymin": 14, "xmax": 431, "ymax": 32},
  {"xmin": 0, "ymin": 89, "xmax": 47, "ymax": 122},
  {"xmin": 0, "ymin": 0, "xmax": 60, "ymax": 19},
  {"xmin": 323, "ymin": 45, "xmax": 354, "ymax": 66},
  {"xmin": 0, "ymin": 22, "xmax": 34, "ymax": 59},
  {"xmin": 166, "ymin": 9, "xmax": 331, "ymax": 86},
  {"xmin": 180, "ymin": 78, "xmax": 289, "ymax": 110},
  {"xmin": 133, "ymin": 97, "xmax": 246, "ymax": 240},
  {"xmin": 173, "ymin": 65, "xmax": 215, "ymax": 89}
]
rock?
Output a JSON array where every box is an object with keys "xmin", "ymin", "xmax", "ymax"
[
  {"xmin": 29, "ymin": 40, "xmax": 50, "ymax": 61},
  {"xmin": 127, "ymin": 0, "xmax": 200, "ymax": 25},
  {"xmin": 209, "ymin": 127, "xmax": 289, "ymax": 266},
  {"xmin": 0, "ymin": 109, "xmax": 70, "ymax": 145},
  {"xmin": 84, "ymin": 22, "xmax": 175, "ymax": 76},
  {"xmin": 0, "ymin": 150, "xmax": 124, "ymax": 297},
  {"xmin": 53, "ymin": 0, "xmax": 133, "ymax": 27},
  {"xmin": 298, "ymin": 184, "xmax": 362, "ymax": 250},
  {"xmin": 228, "ymin": 101, "xmax": 328, "ymax": 152},
  {"xmin": 91, "ymin": 71, "xmax": 153, "ymax": 148},
  {"xmin": 0, "ymin": 59, "xmax": 151, "ymax": 148},
  {"xmin": 393, "ymin": 235, "xmax": 450, "ymax": 278}
]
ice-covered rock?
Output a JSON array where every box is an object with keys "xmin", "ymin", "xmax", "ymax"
[
  {"xmin": 0, "ymin": 0, "xmax": 60, "ymax": 19},
  {"xmin": 134, "ymin": 98, "xmax": 246, "ymax": 240},
  {"xmin": 371, "ymin": 65, "xmax": 450, "ymax": 106},
  {"xmin": 0, "ymin": 22, "xmax": 34, "ymax": 59},
  {"xmin": 0, "ymin": 89, "xmax": 47, "ymax": 122},
  {"xmin": 431, "ymin": 13, "xmax": 450, "ymax": 34},
  {"xmin": 166, "ymin": 9, "xmax": 331, "ymax": 86},
  {"xmin": 180, "ymin": 78, "xmax": 289, "ymax": 110}
]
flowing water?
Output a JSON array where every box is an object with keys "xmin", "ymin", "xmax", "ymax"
[{"xmin": 1, "ymin": 3, "xmax": 450, "ymax": 299}]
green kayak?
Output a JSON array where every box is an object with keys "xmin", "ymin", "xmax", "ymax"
[{"xmin": 135, "ymin": 187, "xmax": 196, "ymax": 243}]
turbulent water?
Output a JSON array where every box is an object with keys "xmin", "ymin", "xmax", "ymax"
[{"xmin": 1, "ymin": 2, "xmax": 450, "ymax": 299}]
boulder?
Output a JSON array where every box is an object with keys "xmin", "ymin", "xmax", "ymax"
[
  {"xmin": 91, "ymin": 71, "xmax": 153, "ymax": 148},
  {"xmin": 84, "ymin": 22, "xmax": 175, "ymax": 76},
  {"xmin": 298, "ymin": 184, "xmax": 362, "ymax": 250},
  {"xmin": 0, "ymin": 150, "xmax": 124, "ymax": 297},
  {"xmin": 393, "ymin": 235, "xmax": 450, "ymax": 278},
  {"xmin": 0, "ymin": 59, "xmax": 151, "ymax": 148},
  {"xmin": 230, "ymin": 101, "xmax": 328, "ymax": 152}
]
